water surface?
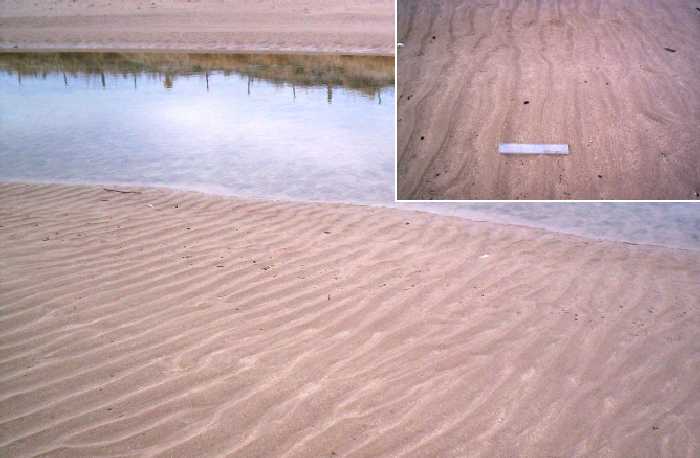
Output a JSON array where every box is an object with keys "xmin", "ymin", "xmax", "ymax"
[
  {"xmin": 402, "ymin": 202, "xmax": 700, "ymax": 251},
  {"xmin": 0, "ymin": 52, "xmax": 395, "ymax": 202}
]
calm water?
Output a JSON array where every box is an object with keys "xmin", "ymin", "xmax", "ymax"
[
  {"xmin": 1, "ymin": 53, "xmax": 698, "ymax": 250},
  {"xmin": 401, "ymin": 202, "xmax": 700, "ymax": 251},
  {"xmin": 0, "ymin": 52, "xmax": 395, "ymax": 202}
]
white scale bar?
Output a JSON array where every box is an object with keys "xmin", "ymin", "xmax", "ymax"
[{"xmin": 499, "ymin": 143, "xmax": 569, "ymax": 155}]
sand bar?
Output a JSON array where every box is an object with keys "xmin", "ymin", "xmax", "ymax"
[
  {"xmin": 1, "ymin": 182, "xmax": 699, "ymax": 457},
  {"xmin": 0, "ymin": 0, "xmax": 394, "ymax": 55}
]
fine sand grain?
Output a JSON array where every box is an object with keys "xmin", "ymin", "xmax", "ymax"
[
  {"xmin": 1, "ymin": 182, "xmax": 700, "ymax": 457},
  {"xmin": 0, "ymin": 0, "xmax": 394, "ymax": 55},
  {"xmin": 397, "ymin": 0, "xmax": 700, "ymax": 199}
]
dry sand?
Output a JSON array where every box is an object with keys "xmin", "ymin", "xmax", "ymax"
[
  {"xmin": 0, "ymin": 0, "xmax": 394, "ymax": 55},
  {"xmin": 397, "ymin": 0, "xmax": 700, "ymax": 200},
  {"xmin": 1, "ymin": 182, "xmax": 699, "ymax": 457}
]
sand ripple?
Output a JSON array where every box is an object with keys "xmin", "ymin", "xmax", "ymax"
[
  {"xmin": 397, "ymin": 0, "xmax": 700, "ymax": 199},
  {"xmin": 1, "ymin": 183, "xmax": 699, "ymax": 457}
]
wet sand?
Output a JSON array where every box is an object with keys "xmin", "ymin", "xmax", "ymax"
[
  {"xmin": 397, "ymin": 0, "xmax": 700, "ymax": 199},
  {"xmin": 1, "ymin": 182, "xmax": 699, "ymax": 457},
  {"xmin": 0, "ymin": 0, "xmax": 394, "ymax": 55}
]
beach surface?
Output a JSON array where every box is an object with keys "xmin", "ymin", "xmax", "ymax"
[
  {"xmin": 397, "ymin": 0, "xmax": 700, "ymax": 199},
  {"xmin": 0, "ymin": 0, "xmax": 394, "ymax": 55},
  {"xmin": 1, "ymin": 182, "xmax": 699, "ymax": 457}
]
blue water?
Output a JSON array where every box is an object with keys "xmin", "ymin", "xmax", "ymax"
[
  {"xmin": 401, "ymin": 202, "xmax": 700, "ymax": 251},
  {"xmin": 0, "ymin": 58, "xmax": 395, "ymax": 203}
]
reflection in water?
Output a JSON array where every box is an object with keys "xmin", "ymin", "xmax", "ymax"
[
  {"xmin": 2, "ymin": 52, "xmax": 394, "ymax": 105},
  {"xmin": 0, "ymin": 52, "xmax": 394, "ymax": 99},
  {"xmin": 0, "ymin": 52, "xmax": 395, "ymax": 203}
]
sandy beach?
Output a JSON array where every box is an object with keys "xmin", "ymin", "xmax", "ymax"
[
  {"xmin": 1, "ymin": 182, "xmax": 699, "ymax": 457},
  {"xmin": 0, "ymin": 0, "xmax": 394, "ymax": 55},
  {"xmin": 397, "ymin": 0, "xmax": 700, "ymax": 199}
]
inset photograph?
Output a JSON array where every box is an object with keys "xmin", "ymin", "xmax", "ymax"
[{"xmin": 397, "ymin": 1, "xmax": 700, "ymax": 200}]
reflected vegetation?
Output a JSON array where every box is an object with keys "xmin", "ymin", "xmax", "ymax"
[{"xmin": 0, "ymin": 52, "xmax": 394, "ymax": 98}]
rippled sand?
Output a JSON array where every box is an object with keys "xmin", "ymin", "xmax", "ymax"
[
  {"xmin": 0, "ymin": 0, "xmax": 394, "ymax": 55},
  {"xmin": 1, "ymin": 183, "xmax": 699, "ymax": 457},
  {"xmin": 397, "ymin": 0, "xmax": 700, "ymax": 199}
]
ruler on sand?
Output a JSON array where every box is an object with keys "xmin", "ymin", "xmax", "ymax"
[{"xmin": 499, "ymin": 143, "xmax": 569, "ymax": 155}]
